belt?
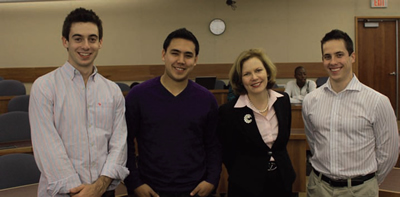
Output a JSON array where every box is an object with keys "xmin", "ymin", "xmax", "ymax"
[
  {"xmin": 267, "ymin": 161, "xmax": 277, "ymax": 171},
  {"xmin": 312, "ymin": 168, "xmax": 375, "ymax": 187}
]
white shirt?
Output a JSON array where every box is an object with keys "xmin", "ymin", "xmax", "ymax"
[
  {"xmin": 285, "ymin": 79, "xmax": 316, "ymax": 103},
  {"xmin": 29, "ymin": 62, "xmax": 129, "ymax": 196},
  {"xmin": 302, "ymin": 75, "xmax": 398, "ymax": 184}
]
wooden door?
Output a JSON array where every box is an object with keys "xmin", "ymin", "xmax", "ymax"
[{"xmin": 356, "ymin": 19, "xmax": 398, "ymax": 115}]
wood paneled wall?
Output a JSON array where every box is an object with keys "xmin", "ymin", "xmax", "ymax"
[{"xmin": 0, "ymin": 62, "xmax": 325, "ymax": 83}]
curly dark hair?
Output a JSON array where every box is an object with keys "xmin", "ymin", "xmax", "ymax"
[{"xmin": 62, "ymin": 7, "xmax": 103, "ymax": 41}]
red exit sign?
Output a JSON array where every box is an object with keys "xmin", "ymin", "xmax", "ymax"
[{"xmin": 371, "ymin": 0, "xmax": 388, "ymax": 8}]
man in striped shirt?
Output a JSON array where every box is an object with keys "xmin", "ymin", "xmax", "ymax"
[
  {"xmin": 302, "ymin": 29, "xmax": 399, "ymax": 197},
  {"xmin": 29, "ymin": 8, "xmax": 128, "ymax": 197}
]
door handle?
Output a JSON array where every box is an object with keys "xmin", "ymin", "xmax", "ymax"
[{"xmin": 389, "ymin": 72, "xmax": 396, "ymax": 75}]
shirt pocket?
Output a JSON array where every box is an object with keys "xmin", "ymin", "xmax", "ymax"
[{"xmin": 94, "ymin": 100, "xmax": 114, "ymax": 131}]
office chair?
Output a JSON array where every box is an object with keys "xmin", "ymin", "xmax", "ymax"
[
  {"xmin": 316, "ymin": 77, "xmax": 329, "ymax": 88},
  {"xmin": 0, "ymin": 153, "xmax": 41, "ymax": 189},
  {"xmin": 214, "ymin": 80, "xmax": 226, "ymax": 90},
  {"xmin": 0, "ymin": 80, "xmax": 26, "ymax": 96},
  {"xmin": 8, "ymin": 95, "xmax": 30, "ymax": 112},
  {"xmin": 0, "ymin": 111, "xmax": 30, "ymax": 143},
  {"xmin": 115, "ymin": 82, "xmax": 131, "ymax": 92}
]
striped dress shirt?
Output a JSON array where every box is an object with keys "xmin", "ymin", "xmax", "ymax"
[
  {"xmin": 29, "ymin": 62, "xmax": 129, "ymax": 196},
  {"xmin": 302, "ymin": 75, "xmax": 399, "ymax": 184}
]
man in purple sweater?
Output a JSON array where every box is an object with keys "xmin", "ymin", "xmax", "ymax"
[{"xmin": 124, "ymin": 28, "xmax": 222, "ymax": 197}]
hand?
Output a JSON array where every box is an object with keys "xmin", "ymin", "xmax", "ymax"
[
  {"xmin": 69, "ymin": 184, "xmax": 102, "ymax": 197},
  {"xmin": 69, "ymin": 176, "xmax": 112, "ymax": 197},
  {"xmin": 134, "ymin": 184, "xmax": 159, "ymax": 197},
  {"xmin": 190, "ymin": 181, "xmax": 214, "ymax": 197}
]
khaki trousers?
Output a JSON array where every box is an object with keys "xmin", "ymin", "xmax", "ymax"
[{"xmin": 307, "ymin": 170, "xmax": 378, "ymax": 197}]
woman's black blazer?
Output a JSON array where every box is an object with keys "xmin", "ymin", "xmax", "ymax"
[{"xmin": 217, "ymin": 91, "xmax": 296, "ymax": 195}]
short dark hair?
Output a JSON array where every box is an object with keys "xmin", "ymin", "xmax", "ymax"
[
  {"xmin": 62, "ymin": 7, "xmax": 103, "ymax": 41},
  {"xmin": 321, "ymin": 29, "xmax": 353, "ymax": 55},
  {"xmin": 294, "ymin": 66, "xmax": 304, "ymax": 75},
  {"xmin": 163, "ymin": 28, "xmax": 199, "ymax": 56},
  {"xmin": 229, "ymin": 48, "xmax": 277, "ymax": 95}
]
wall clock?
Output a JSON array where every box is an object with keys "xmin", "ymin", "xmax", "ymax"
[{"xmin": 209, "ymin": 18, "xmax": 226, "ymax": 36}]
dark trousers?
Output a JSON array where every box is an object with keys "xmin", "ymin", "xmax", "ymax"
[
  {"xmin": 157, "ymin": 191, "xmax": 213, "ymax": 197},
  {"xmin": 228, "ymin": 169, "xmax": 292, "ymax": 197},
  {"xmin": 102, "ymin": 190, "xmax": 115, "ymax": 197}
]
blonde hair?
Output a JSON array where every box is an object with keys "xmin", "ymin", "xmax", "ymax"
[{"xmin": 229, "ymin": 48, "xmax": 277, "ymax": 95}]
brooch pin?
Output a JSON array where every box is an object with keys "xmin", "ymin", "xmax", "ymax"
[{"xmin": 244, "ymin": 114, "xmax": 252, "ymax": 124}]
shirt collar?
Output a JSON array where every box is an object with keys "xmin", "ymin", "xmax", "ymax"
[
  {"xmin": 324, "ymin": 74, "xmax": 361, "ymax": 93},
  {"xmin": 234, "ymin": 89, "xmax": 283, "ymax": 110},
  {"xmin": 61, "ymin": 61, "xmax": 98, "ymax": 81}
]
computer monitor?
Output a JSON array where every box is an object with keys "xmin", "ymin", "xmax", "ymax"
[{"xmin": 195, "ymin": 76, "xmax": 217, "ymax": 90}]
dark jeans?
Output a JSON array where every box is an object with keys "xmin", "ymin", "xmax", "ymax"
[
  {"xmin": 102, "ymin": 190, "xmax": 115, "ymax": 197},
  {"xmin": 157, "ymin": 191, "xmax": 213, "ymax": 197}
]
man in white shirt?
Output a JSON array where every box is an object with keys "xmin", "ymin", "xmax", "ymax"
[
  {"xmin": 284, "ymin": 66, "xmax": 316, "ymax": 103},
  {"xmin": 29, "ymin": 8, "xmax": 128, "ymax": 197},
  {"xmin": 302, "ymin": 29, "xmax": 398, "ymax": 197}
]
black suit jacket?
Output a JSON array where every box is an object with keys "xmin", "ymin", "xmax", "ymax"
[{"xmin": 217, "ymin": 91, "xmax": 296, "ymax": 196}]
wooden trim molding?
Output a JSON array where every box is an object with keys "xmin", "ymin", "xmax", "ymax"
[{"xmin": 0, "ymin": 62, "xmax": 325, "ymax": 83}]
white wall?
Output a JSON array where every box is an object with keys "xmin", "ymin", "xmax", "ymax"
[{"xmin": 1, "ymin": 0, "xmax": 399, "ymax": 68}]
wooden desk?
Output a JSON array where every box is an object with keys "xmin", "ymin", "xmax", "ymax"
[
  {"xmin": 288, "ymin": 128, "xmax": 307, "ymax": 192},
  {"xmin": 0, "ymin": 96, "xmax": 16, "ymax": 114},
  {"xmin": 210, "ymin": 89, "xmax": 228, "ymax": 106},
  {"xmin": 291, "ymin": 104, "xmax": 304, "ymax": 128},
  {"xmin": 0, "ymin": 140, "xmax": 33, "ymax": 156},
  {"xmin": 0, "ymin": 182, "xmax": 128, "ymax": 197},
  {"xmin": 379, "ymin": 167, "xmax": 400, "ymax": 197},
  {"xmin": 397, "ymin": 155, "xmax": 400, "ymax": 168}
]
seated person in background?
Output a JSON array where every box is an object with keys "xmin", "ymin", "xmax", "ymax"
[{"xmin": 284, "ymin": 66, "xmax": 316, "ymax": 103}]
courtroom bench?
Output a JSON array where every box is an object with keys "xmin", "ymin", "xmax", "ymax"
[{"xmin": 379, "ymin": 167, "xmax": 400, "ymax": 197}]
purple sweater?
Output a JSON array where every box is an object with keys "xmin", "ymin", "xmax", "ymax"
[{"xmin": 124, "ymin": 77, "xmax": 222, "ymax": 194}]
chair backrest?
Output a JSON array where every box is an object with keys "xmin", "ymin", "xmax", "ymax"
[
  {"xmin": 0, "ymin": 153, "xmax": 40, "ymax": 189},
  {"xmin": 0, "ymin": 111, "xmax": 30, "ymax": 143},
  {"xmin": 115, "ymin": 82, "xmax": 130, "ymax": 92},
  {"xmin": 316, "ymin": 77, "xmax": 329, "ymax": 88},
  {"xmin": 8, "ymin": 95, "xmax": 30, "ymax": 112},
  {"xmin": 130, "ymin": 82, "xmax": 140, "ymax": 89},
  {"xmin": 0, "ymin": 80, "xmax": 26, "ymax": 96},
  {"xmin": 214, "ymin": 80, "xmax": 226, "ymax": 89}
]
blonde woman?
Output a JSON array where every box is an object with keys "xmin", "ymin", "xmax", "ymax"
[{"xmin": 217, "ymin": 49, "xmax": 295, "ymax": 197}]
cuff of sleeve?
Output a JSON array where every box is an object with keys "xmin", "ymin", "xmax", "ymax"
[
  {"xmin": 205, "ymin": 172, "xmax": 221, "ymax": 188},
  {"xmin": 47, "ymin": 173, "xmax": 81, "ymax": 195},
  {"xmin": 205, "ymin": 178, "xmax": 219, "ymax": 188},
  {"xmin": 101, "ymin": 163, "xmax": 130, "ymax": 188},
  {"xmin": 124, "ymin": 174, "xmax": 144, "ymax": 195}
]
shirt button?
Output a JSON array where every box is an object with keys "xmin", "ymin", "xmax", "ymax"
[{"xmin": 268, "ymin": 151, "xmax": 273, "ymax": 156}]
